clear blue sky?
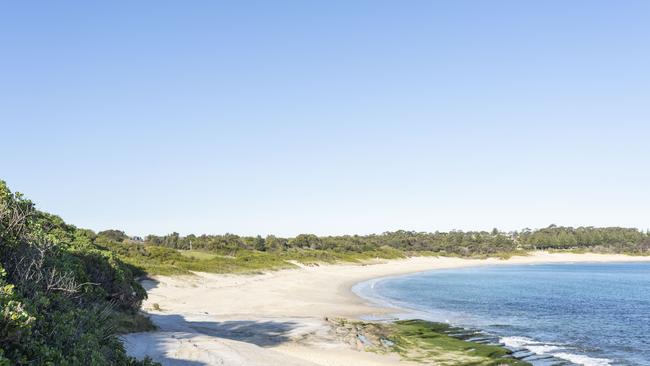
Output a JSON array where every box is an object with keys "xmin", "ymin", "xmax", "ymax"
[{"xmin": 1, "ymin": 1, "xmax": 649, "ymax": 237}]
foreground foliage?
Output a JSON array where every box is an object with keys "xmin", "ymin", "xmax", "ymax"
[{"xmin": 0, "ymin": 181, "xmax": 157, "ymax": 365}]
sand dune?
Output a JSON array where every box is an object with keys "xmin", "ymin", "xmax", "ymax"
[{"xmin": 123, "ymin": 252, "xmax": 650, "ymax": 365}]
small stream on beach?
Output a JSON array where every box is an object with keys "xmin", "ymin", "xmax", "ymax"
[{"xmin": 353, "ymin": 262, "xmax": 650, "ymax": 366}]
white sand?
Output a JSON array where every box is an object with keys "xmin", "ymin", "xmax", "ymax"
[{"xmin": 123, "ymin": 252, "xmax": 650, "ymax": 365}]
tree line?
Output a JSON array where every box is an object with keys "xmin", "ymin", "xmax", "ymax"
[{"xmin": 138, "ymin": 224, "xmax": 650, "ymax": 256}]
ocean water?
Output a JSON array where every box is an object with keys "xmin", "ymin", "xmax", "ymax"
[{"xmin": 353, "ymin": 262, "xmax": 650, "ymax": 366}]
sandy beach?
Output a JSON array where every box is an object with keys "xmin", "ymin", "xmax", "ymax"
[{"xmin": 123, "ymin": 252, "xmax": 650, "ymax": 365}]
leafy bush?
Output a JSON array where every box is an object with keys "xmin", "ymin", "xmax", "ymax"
[{"xmin": 0, "ymin": 180, "xmax": 156, "ymax": 366}]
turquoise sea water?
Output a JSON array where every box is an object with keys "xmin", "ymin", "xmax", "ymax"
[{"xmin": 353, "ymin": 262, "xmax": 650, "ymax": 366}]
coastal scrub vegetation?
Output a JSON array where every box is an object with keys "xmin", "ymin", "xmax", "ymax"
[
  {"xmin": 119, "ymin": 225, "xmax": 650, "ymax": 275},
  {"xmin": 143, "ymin": 226, "xmax": 650, "ymax": 258},
  {"xmin": 0, "ymin": 181, "xmax": 157, "ymax": 365}
]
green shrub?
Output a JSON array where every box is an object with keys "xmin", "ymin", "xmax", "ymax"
[{"xmin": 0, "ymin": 180, "xmax": 157, "ymax": 366}]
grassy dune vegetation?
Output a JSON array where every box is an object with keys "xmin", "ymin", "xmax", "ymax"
[{"xmin": 105, "ymin": 242, "xmax": 407, "ymax": 275}]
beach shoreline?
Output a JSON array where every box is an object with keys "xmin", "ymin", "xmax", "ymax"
[{"xmin": 123, "ymin": 252, "xmax": 650, "ymax": 365}]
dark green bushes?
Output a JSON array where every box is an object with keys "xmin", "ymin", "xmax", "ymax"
[
  {"xmin": 142, "ymin": 226, "xmax": 650, "ymax": 259},
  {"xmin": 0, "ymin": 181, "xmax": 156, "ymax": 366},
  {"xmin": 517, "ymin": 225, "xmax": 650, "ymax": 252}
]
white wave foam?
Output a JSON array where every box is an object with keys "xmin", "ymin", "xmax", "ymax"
[
  {"xmin": 526, "ymin": 344, "xmax": 562, "ymax": 353},
  {"xmin": 553, "ymin": 352, "xmax": 611, "ymax": 366},
  {"xmin": 500, "ymin": 336, "xmax": 534, "ymax": 348},
  {"xmin": 500, "ymin": 336, "xmax": 558, "ymax": 348},
  {"xmin": 500, "ymin": 336, "xmax": 611, "ymax": 366}
]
